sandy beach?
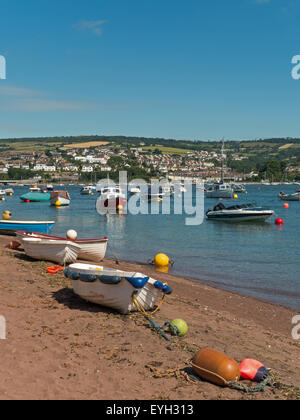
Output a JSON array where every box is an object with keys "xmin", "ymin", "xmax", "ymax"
[{"xmin": 0, "ymin": 235, "xmax": 299, "ymax": 400}]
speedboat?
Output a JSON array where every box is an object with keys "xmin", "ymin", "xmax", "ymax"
[
  {"xmin": 17, "ymin": 231, "xmax": 108, "ymax": 262},
  {"xmin": 278, "ymin": 191, "xmax": 300, "ymax": 201},
  {"xmin": 206, "ymin": 203, "xmax": 274, "ymax": 222},
  {"xmin": 206, "ymin": 183, "xmax": 234, "ymax": 199},
  {"xmin": 64, "ymin": 263, "xmax": 172, "ymax": 314},
  {"xmin": 50, "ymin": 191, "xmax": 71, "ymax": 206}
]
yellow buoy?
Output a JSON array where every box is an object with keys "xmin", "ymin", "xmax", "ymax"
[
  {"xmin": 117, "ymin": 204, "xmax": 123, "ymax": 213},
  {"xmin": 233, "ymin": 194, "xmax": 238, "ymax": 199},
  {"xmin": 154, "ymin": 253, "xmax": 170, "ymax": 268},
  {"xmin": 55, "ymin": 200, "xmax": 61, "ymax": 207},
  {"xmin": 2, "ymin": 210, "xmax": 12, "ymax": 220},
  {"xmin": 169, "ymin": 319, "xmax": 188, "ymax": 337}
]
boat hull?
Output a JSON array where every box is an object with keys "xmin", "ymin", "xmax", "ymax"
[
  {"xmin": 206, "ymin": 191, "xmax": 233, "ymax": 198},
  {"xmin": 22, "ymin": 238, "xmax": 81, "ymax": 265},
  {"xmin": 20, "ymin": 192, "xmax": 51, "ymax": 202},
  {"xmin": 206, "ymin": 210, "xmax": 274, "ymax": 222},
  {"xmin": 0, "ymin": 221, "xmax": 55, "ymax": 235},
  {"xmin": 64, "ymin": 263, "xmax": 172, "ymax": 314},
  {"xmin": 278, "ymin": 193, "xmax": 300, "ymax": 201},
  {"xmin": 16, "ymin": 231, "xmax": 108, "ymax": 262}
]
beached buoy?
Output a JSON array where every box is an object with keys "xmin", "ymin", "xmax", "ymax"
[
  {"xmin": 2, "ymin": 210, "xmax": 12, "ymax": 220},
  {"xmin": 55, "ymin": 200, "xmax": 61, "ymax": 207},
  {"xmin": 154, "ymin": 253, "xmax": 170, "ymax": 268},
  {"xmin": 9, "ymin": 241, "xmax": 21, "ymax": 250},
  {"xmin": 192, "ymin": 349, "xmax": 240, "ymax": 387},
  {"xmin": 275, "ymin": 218, "xmax": 284, "ymax": 225},
  {"xmin": 283, "ymin": 203, "xmax": 289, "ymax": 209},
  {"xmin": 233, "ymin": 194, "xmax": 238, "ymax": 199},
  {"xmin": 66, "ymin": 229, "xmax": 78, "ymax": 240},
  {"xmin": 169, "ymin": 319, "xmax": 188, "ymax": 337}
]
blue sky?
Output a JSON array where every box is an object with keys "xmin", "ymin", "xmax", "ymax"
[{"xmin": 0, "ymin": 0, "xmax": 300, "ymax": 141}]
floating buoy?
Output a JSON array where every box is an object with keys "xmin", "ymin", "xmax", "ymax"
[
  {"xmin": 55, "ymin": 200, "xmax": 61, "ymax": 207},
  {"xmin": 2, "ymin": 210, "xmax": 12, "ymax": 220},
  {"xmin": 117, "ymin": 204, "xmax": 123, "ymax": 213},
  {"xmin": 154, "ymin": 253, "xmax": 170, "ymax": 268},
  {"xmin": 9, "ymin": 193, "xmax": 13, "ymax": 196},
  {"xmin": 26, "ymin": 199, "xmax": 30, "ymax": 203},
  {"xmin": 283, "ymin": 203, "xmax": 289, "ymax": 209},
  {"xmin": 66, "ymin": 229, "xmax": 78, "ymax": 240},
  {"xmin": 192, "ymin": 348, "xmax": 240, "ymax": 387},
  {"xmin": 169, "ymin": 319, "xmax": 188, "ymax": 337},
  {"xmin": 233, "ymin": 194, "xmax": 238, "ymax": 199},
  {"xmin": 275, "ymin": 218, "xmax": 284, "ymax": 225}
]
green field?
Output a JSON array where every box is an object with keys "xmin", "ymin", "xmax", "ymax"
[{"xmin": 142, "ymin": 146, "xmax": 195, "ymax": 156}]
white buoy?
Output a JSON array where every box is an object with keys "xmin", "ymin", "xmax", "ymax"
[{"xmin": 66, "ymin": 229, "xmax": 78, "ymax": 240}]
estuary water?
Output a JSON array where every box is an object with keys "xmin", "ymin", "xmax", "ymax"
[{"xmin": 3, "ymin": 184, "xmax": 300, "ymax": 310}]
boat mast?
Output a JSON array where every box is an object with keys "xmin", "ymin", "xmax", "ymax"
[{"xmin": 221, "ymin": 138, "xmax": 225, "ymax": 183}]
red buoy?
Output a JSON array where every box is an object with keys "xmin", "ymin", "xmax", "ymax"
[
  {"xmin": 283, "ymin": 203, "xmax": 289, "ymax": 209},
  {"xmin": 26, "ymin": 199, "xmax": 30, "ymax": 203},
  {"xmin": 275, "ymin": 218, "xmax": 284, "ymax": 225}
]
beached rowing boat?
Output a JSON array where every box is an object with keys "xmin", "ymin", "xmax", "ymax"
[
  {"xmin": 0, "ymin": 220, "xmax": 55, "ymax": 235},
  {"xmin": 21, "ymin": 237, "xmax": 81, "ymax": 265},
  {"xmin": 16, "ymin": 231, "xmax": 108, "ymax": 262},
  {"xmin": 64, "ymin": 263, "xmax": 173, "ymax": 314}
]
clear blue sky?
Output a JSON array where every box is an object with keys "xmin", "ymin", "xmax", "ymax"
[{"xmin": 0, "ymin": 0, "xmax": 299, "ymax": 141}]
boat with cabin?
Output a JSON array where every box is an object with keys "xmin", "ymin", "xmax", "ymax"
[
  {"xmin": 278, "ymin": 191, "xmax": 300, "ymax": 201},
  {"xmin": 50, "ymin": 191, "xmax": 71, "ymax": 206}
]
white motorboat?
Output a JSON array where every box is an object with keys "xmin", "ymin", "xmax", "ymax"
[
  {"xmin": 231, "ymin": 184, "xmax": 247, "ymax": 194},
  {"xmin": 206, "ymin": 203, "xmax": 274, "ymax": 222},
  {"xmin": 64, "ymin": 263, "xmax": 173, "ymax": 314},
  {"xmin": 4, "ymin": 188, "xmax": 14, "ymax": 195},
  {"xmin": 80, "ymin": 186, "xmax": 95, "ymax": 195},
  {"xmin": 278, "ymin": 191, "xmax": 300, "ymax": 201},
  {"xmin": 17, "ymin": 231, "xmax": 108, "ymax": 262},
  {"xmin": 50, "ymin": 191, "xmax": 71, "ymax": 206},
  {"xmin": 129, "ymin": 186, "xmax": 141, "ymax": 195},
  {"xmin": 21, "ymin": 237, "xmax": 81, "ymax": 265},
  {"xmin": 29, "ymin": 186, "xmax": 41, "ymax": 192},
  {"xmin": 206, "ymin": 183, "xmax": 234, "ymax": 199}
]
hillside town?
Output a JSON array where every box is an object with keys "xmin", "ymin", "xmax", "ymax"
[{"xmin": 0, "ymin": 142, "xmax": 256, "ymax": 182}]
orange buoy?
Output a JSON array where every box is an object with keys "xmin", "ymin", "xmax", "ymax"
[
  {"xmin": 9, "ymin": 241, "xmax": 21, "ymax": 250},
  {"xmin": 275, "ymin": 218, "xmax": 284, "ymax": 225},
  {"xmin": 192, "ymin": 348, "xmax": 240, "ymax": 387},
  {"xmin": 283, "ymin": 203, "xmax": 289, "ymax": 209}
]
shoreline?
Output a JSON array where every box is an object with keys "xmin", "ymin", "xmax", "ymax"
[{"xmin": 0, "ymin": 235, "xmax": 299, "ymax": 400}]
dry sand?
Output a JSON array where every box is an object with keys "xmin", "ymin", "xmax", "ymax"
[{"xmin": 0, "ymin": 235, "xmax": 299, "ymax": 400}]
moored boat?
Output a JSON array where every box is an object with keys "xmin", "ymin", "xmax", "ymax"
[
  {"xmin": 64, "ymin": 263, "xmax": 173, "ymax": 314},
  {"xmin": 50, "ymin": 191, "xmax": 71, "ymax": 206},
  {"xmin": 206, "ymin": 183, "xmax": 234, "ymax": 199},
  {"xmin": 206, "ymin": 202, "xmax": 274, "ymax": 222},
  {"xmin": 80, "ymin": 186, "xmax": 95, "ymax": 195},
  {"xmin": 16, "ymin": 231, "xmax": 108, "ymax": 262},
  {"xmin": 21, "ymin": 237, "xmax": 81, "ymax": 265},
  {"xmin": 278, "ymin": 191, "xmax": 300, "ymax": 201},
  {"xmin": 0, "ymin": 220, "xmax": 55, "ymax": 235},
  {"xmin": 20, "ymin": 192, "xmax": 51, "ymax": 202},
  {"xmin": 97, "ymin": 186, "xmax": 127, "ymax": 211}
]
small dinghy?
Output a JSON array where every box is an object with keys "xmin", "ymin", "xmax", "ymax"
[
  {"xmin": 0, "ymin": 220, "xmax": 55, "ymax": 235},
  {"xmin": 278, "ymin": 191, "xmax": 300, "ymax": 201},
  {"xmin": 64, "ymin": 263, "xmax": 173, "ymax": 314},
  {"xmin": 21, "ymin": 237, "xmax": 81, "ymax": 265},
  {"xmin": 16, "ymin": 231, "xmax": 108, "ymax": 262}
]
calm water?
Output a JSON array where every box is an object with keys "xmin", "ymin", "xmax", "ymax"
[{"xmin": 3, "ymin": 184, "xmax": 300, "ymax": 310}]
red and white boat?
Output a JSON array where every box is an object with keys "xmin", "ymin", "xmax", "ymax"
[
  {"xmin": 16, "ymin": 231, "xmax": 108, "ymax": 262},
  {"xmin": 97, "ymin": 186, "xmax": 127, "ymax": 211},
  {"xmin": 50, "ymin": 191, "xmax": 71, "ymax": 206}
]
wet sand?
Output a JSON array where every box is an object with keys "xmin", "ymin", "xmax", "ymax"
[{"xmin": 0, "ymin": 235, "xmax": 299, "ymax": 400}]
